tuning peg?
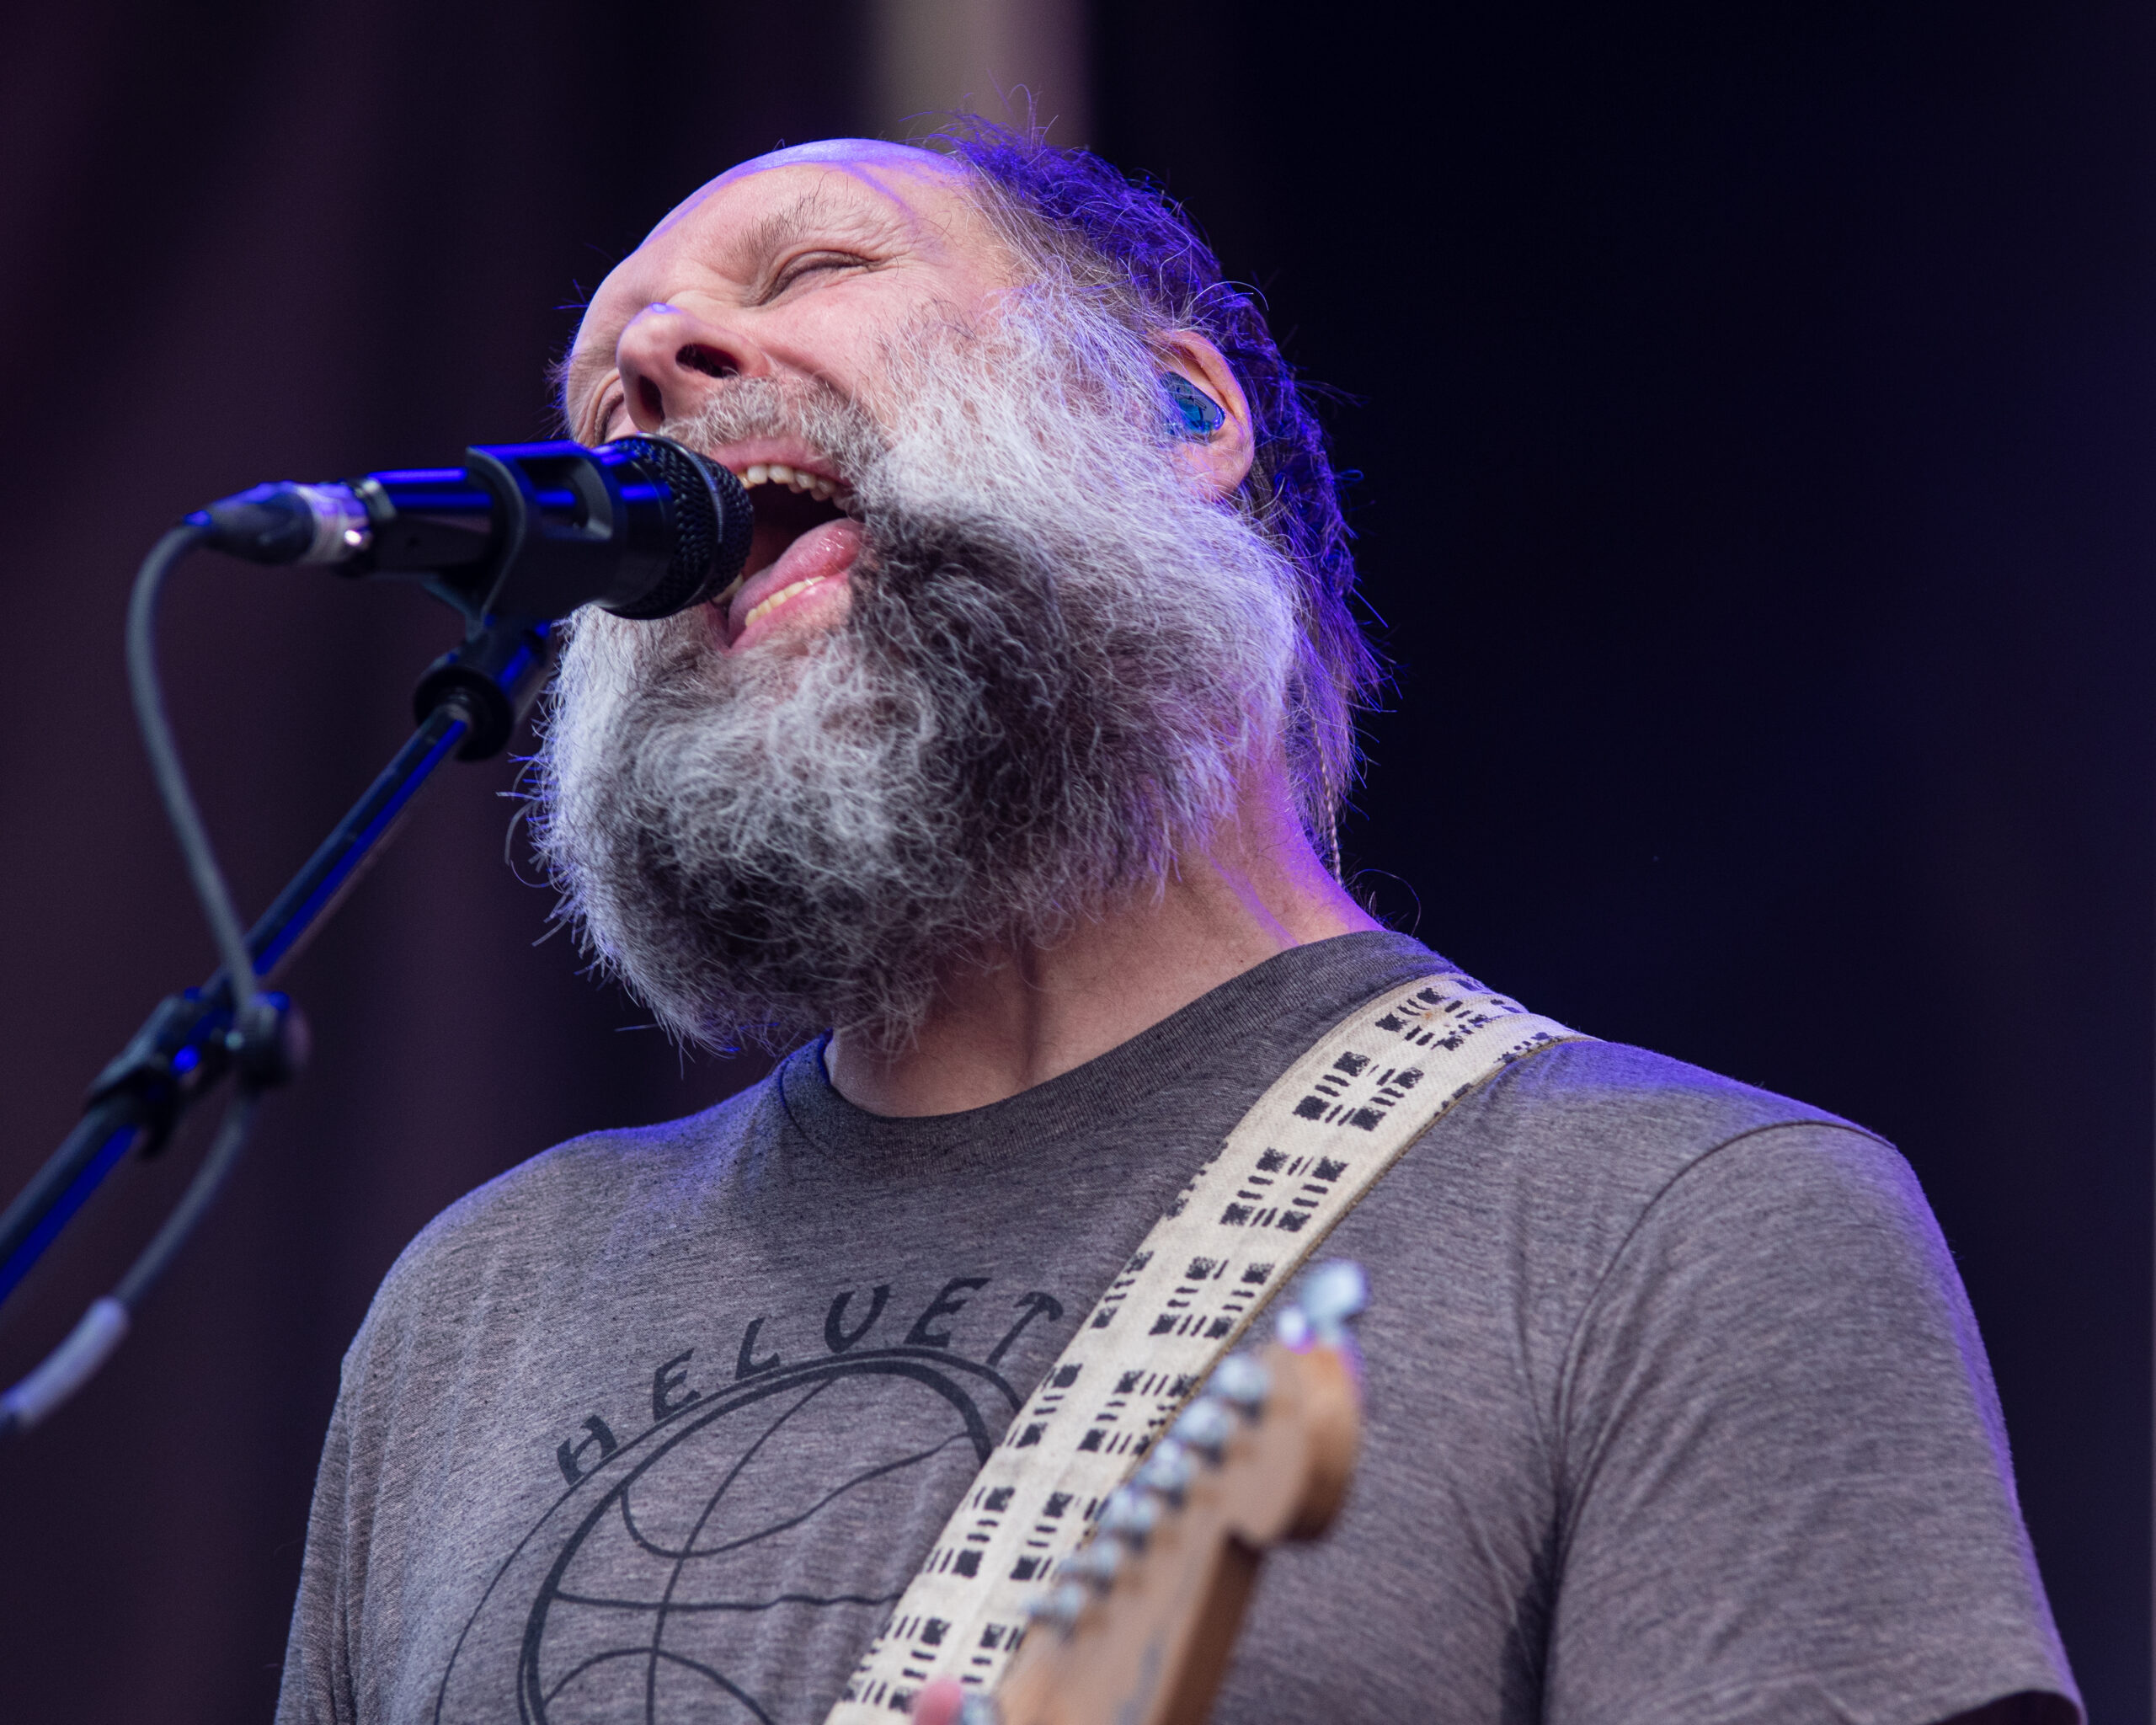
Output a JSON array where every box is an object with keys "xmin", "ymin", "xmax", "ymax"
[
  {"xmin": 1097, "ymin": 1485, "xmax": 1161, "ymax": 1547},
  {"xmin": 1302, "ymin": 1260, "xmax": 1368, "ymax": 1326},
  {"xmin": 1024, "ymin": 1579, "xmax": 1091, "ymax": 1637},
  {"xmin": 1169, "ymin": 1396, "xmax": 1234, "ymax": 1461},
  {"xmin": 1134, "ymin": 1437, "xmax": 1194, "ymax": 1504},
  {"xmin": 1277, "ymin": 1259, "xmax": 1368, "ymax": 1351},
  {"xmin": 1209, "ymin": 1352, "xmax": 1269, "ymax": 1418},
  {"xmin": 1057, "ymin": 1540, "xmax": 1123, "ymax": 1592}
]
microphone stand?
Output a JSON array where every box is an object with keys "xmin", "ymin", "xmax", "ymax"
[
  {"xmin": 0, "ymin": 612, "xmax": 553, "ymax": 1429},
  {"xmin": 0, "ymin": 433, "xmax": 746, "ymax": 1441}
]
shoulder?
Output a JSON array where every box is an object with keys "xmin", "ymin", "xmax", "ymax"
[
  {"xmin": 1426, "ymin": 1033, "xmax": 1897, "ymax": 1231},
  {"xmin": 343, "ymin": 1076, "xmax": 777, "ymax": 1368},
  {"xmin": 1462, "ymin": 1033, "xmax": 1872, "ymax": 1159},
  {"xmin": 405, "ymin": 1076, "xmax": 770, "ymax": 1265},
  {"xmin": 1337, "ymin": 1035, "xmax": 1915, "ymax": 1354}
]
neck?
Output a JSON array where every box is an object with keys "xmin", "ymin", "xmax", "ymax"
[{"xmin": 825, "ymin": 772, "xmax": 1383, "ymax": 1117}]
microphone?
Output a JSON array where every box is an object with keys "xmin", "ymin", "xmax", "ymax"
[{"xmin": 187, "ymin": 435, "xmax": 753, "ymax": 623}]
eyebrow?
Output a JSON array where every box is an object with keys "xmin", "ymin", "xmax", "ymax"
[{"xmin": 724, "ymin": 186, "xmax": 903, "ymax": 282}]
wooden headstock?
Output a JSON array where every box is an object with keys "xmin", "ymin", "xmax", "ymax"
[{"xmin": 933, "ymin": 1263, "xmax": 1367, "ymax": 1725}]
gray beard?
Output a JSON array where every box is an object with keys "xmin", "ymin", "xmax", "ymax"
[{"xmin": 532, "ymin": 298, "xmax": 1300, "ymax": 1050}]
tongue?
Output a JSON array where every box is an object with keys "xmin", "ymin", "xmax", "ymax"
[
  {"xmin": 766, "ymin": 516, "xmax": 861, "ymax": 590},
  {"xmin": 728, "ymin": 518, "xmax": 863, "ymax": 638}
]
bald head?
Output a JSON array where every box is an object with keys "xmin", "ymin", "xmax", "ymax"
[{"xmin": 660, "ymin": 137, "xmax": 968, "ymax": 226}]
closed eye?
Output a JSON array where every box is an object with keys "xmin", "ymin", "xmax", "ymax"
[{"xmin": 762, "ymin": 249, "xmax": 874, "ymax": 302}]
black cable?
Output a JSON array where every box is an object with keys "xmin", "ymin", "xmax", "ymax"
[
  {"xmin": 126, "ymin": 522, "xmax": 257, "ymax": 1007},
  {"xmin": 0, "ymin": 1091, "xmax": 259, "ymax": 1442},
  {"xmin": 112, "ymin": 1089, "xmax": 258, "ymax": 1310},
  {"xmin": 2, "ymin": 525, "xmax": 275, "ymax": 1442}
]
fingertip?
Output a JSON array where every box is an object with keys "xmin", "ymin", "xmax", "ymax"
[{"xmin": 911, "ymin": 1676, "xmax": 965, "ymax": 1725}]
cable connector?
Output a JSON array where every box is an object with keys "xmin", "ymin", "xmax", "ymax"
[
  {"xmin": 0, "ymin": 1297, "xmax": 129, "ymax": 1442},
  {"xmin": 229, "ymin": 993, "xmax": 308, "ymax": 1090},
  {"xmin": 186, "ymin": 482, "xmax": 370, "ymax": 565}
]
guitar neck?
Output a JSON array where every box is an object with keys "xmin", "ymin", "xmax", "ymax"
[{"xmin": 988, "ymin": 1336, "xmax": 1363, "ymax": 1725}]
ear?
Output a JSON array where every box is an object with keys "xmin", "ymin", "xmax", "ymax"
[{"xmin": 1158, "ymin": 332, "xmax": 1256, "ymax": 497}]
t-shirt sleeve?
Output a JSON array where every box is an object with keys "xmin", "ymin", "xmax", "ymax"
[
  {"xmin": 275, "ymin": 1384, "xmax": 357, "ymax": 1725},
  {"xmin": 1547, "ymin": 1122, "xmax": 2079, "ymax": 1724}
]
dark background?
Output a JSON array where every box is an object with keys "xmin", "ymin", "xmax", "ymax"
[{"xmin": 0, "ymin": 1, "xmax": 2147, "ymax": 1719}]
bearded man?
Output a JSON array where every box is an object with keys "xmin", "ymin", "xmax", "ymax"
[{"xmin": 275, "ymin": 125, "xmax": 2079, "ymax": 1725}]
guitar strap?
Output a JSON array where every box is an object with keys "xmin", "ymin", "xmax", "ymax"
[{"xmin": 825, "ymin": 969, "xmax": 1585, "ymax": 1720}]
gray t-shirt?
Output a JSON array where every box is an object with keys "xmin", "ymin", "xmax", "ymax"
[{"xmin": 276, "ymin": 932, "xmax": 2079, "ymax": 1724}]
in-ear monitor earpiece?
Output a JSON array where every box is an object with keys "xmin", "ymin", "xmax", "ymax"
[{"xmin": 1161, "ymin": 373, "xmax": 1227, "ymax": 440}]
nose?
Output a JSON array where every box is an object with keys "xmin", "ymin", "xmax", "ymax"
[{"xmin": 614, "ymin": 304, "xmax": 765, "ymax": 431}]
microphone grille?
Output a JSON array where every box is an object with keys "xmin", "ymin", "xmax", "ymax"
[{"xmin": 602, "ymin": 435, "xmax": 753, "ymax": 620}]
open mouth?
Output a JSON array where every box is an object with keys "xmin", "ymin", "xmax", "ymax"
[
  {"xmin": 740, "ymin": 460, "xmax": 851, "ymax": 577},
  {"xmin": 719, "ymin": 458, "xmax": 862, "ymax": 647}
]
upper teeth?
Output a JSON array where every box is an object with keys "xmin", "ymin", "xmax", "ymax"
[{"xmin": 742, "ymin": 461, "xmax": 840, "ymax": 502}]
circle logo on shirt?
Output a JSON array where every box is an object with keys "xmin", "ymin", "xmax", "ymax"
[{"xmin": 434, "ymin": 1348, "xmax": 1023, "ymax": 1723}]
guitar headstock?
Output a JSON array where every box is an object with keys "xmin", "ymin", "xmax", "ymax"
[{"xmin": 936, "ymin": 1262, "xmax": 1368, "ymax": 1725}]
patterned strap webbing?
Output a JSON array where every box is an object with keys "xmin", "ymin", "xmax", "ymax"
[{"xmin": 825, "ymin": 970, "xmax": 1584, "ymax": 1720}]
